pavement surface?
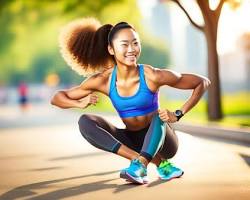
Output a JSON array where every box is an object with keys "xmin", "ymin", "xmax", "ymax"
[{"xmin": 0, "ymin": 104, "xmax": 249, "ymax": 200}]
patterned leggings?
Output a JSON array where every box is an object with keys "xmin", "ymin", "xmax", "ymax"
[{"xmin": 78, "ymin": 112, "xmax": 179, "ymax": 161}]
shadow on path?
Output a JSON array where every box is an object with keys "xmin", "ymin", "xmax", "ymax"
[
  {"xmin": 239, "ymin": 153, "xmax": 250, "ymax": 167},
  {"xmin": 0, "ymin": 170, "xmax": 150, "ymax": 200},
  {"xmin": 48, "ymin": 152, "xmax": 108, "ymax": 161}
]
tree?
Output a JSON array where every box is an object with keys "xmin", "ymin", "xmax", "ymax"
[{"xmin": 160, "ymin": 0, "xmax": 242, "ymax": 120}]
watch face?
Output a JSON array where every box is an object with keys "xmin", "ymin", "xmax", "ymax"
[{"xmin": 175, "ymin": 110, "xmax": 182, "ymax": 116}]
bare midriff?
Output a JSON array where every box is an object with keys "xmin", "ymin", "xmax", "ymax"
[{"xmin": 121, "ymin": 110, "xmax": 157, "ymax": 131}]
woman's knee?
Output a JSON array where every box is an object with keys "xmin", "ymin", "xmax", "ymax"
[
  {"xmin": 77, "ymin": 114, "xmax": 119, "ymax": 153},
  {"xmin": 78, "ymin": 114, "xmax": 95, "ymax": 136},
  {"xmin": 78, "ymin": 114, "xmax": 92, "ymax": 125},
  {"xmin": 78, "ymin": 114, "xmax": 99, "ymax": 129}
]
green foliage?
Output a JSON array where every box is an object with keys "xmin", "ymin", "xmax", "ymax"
[
  {"xmin": 0, "ymin": 0, "xmax": 170, "ymax": 85},
  {"xmin": 61, "ymin": 0, "xmax": 122, "ymax": 16},
  {"xmin": 0, "ymin": 0, "xmax": 124, "ymax": 85},
  {"xmin": 139, "ymin": 38, "xmax": 170, "ymax": 68}
]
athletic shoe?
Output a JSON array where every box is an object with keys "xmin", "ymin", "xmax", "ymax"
[
  {"xmin": 120, "ymin": 159, "xmax": 148, "ymax": 184},
  {"xmin": 157, "ymin": 160, "xmax": 184, "ymax": 181}
]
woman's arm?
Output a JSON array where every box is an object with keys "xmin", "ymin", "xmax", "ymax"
[
  {"xmin": 50, "ymin": 74, "xmax": 102, "ymax": 109},
  {"xmin": 51, "ymin": 89, "xmax": 98, "ymax": 109},
  {"xmin": 154, "ymin": 68, "xmax": 211, "ymax": 122}
]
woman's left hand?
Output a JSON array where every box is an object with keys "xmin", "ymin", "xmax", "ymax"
[{"xmin": 158, "ymin": 109, "xmax": 178, "ymax": 123}]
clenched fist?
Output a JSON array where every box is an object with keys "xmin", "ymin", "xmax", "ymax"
[
  {"xmin": 158, "ymin": 108, "xmax": 178, "ymax": 123},
  {"xmin": 78, "ymin": 93, "xmax": 99, "ymax": 109}
]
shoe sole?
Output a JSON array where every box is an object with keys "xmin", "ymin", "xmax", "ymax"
[
  {"xmin": 120, "ymin": 171, "xmax": 147, "ymax": 184},
  {"xmin": 159, "ymin": 171, "xmax": 184, "ymax": 181}
]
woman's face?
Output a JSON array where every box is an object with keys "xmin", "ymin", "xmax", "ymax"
[{"xmin": 108, "ymin": 28, "xmax": 141, "ymax": 67}]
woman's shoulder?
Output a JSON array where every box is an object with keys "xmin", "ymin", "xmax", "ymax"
[
  {"xmin": 88, "ymin": 67, "xmax": 113, "ymax": 82},
  {"xmin": 142, "ymin": 64, "xmax": 177, "ymax": 80},
  {"xmin": 84, "ymin": 67, "xmax": 113, "ymax": 95},
  {"xmin": 142, "ymin": 64, "xmax": 158, "ymax": 81},
  {"xmin": 142, "ymin": 64, "xmax": 178, "ymax": 88}
]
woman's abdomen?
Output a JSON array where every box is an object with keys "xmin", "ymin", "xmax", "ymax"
[{"xmin": 121, "ymin": 111, "xmax": 157, "ymax": 131}]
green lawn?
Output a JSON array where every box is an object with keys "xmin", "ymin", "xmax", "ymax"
[{"xmin": 159, "ymin": 91, "xmax": 250, "ymax": 128}]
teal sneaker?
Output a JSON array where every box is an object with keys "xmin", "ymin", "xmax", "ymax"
[
  {"xmin": 120, "ymin": 159, "xmax": 148, "ymax": 184},
  {"xmin": 157, "ymin": 160, "xmax": 184, "ymax": 181}
]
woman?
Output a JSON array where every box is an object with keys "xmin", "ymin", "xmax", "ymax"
[
  {"xmin": 51, "ymin": 18, "xmax": 211, "ymax": 184},
  {"xmin": 18, "ymin": 81, "xmax": 29, "ymax": 112}
]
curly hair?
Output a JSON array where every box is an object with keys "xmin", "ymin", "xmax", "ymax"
[
  {"xmin": 59, "ymin": 18, "xmax": 113, "ymax": 76},
  {"xmin": 59, "ymin": 17, "xmax": 136, "ymax": 77}
]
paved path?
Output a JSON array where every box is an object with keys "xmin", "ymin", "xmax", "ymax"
[{"xmin": 0, "ymin": 104, "xmax": 249, "ymax": 200}]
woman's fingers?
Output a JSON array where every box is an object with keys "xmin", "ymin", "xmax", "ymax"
[
  {"xmin": 90, "ymin": 93, "xmax": 98, "ymax": 99},
  {"xmin": 159, "ymin": 114, "xmax": 168, "ymax": 120},
  {"xmin": 89, "ymin": 94, "xmax": 97, "ymax": 99},
  {"xmin": 89, "ymin": 99, "xmax": 97, "ymax": 105},
  {"xmin": 158, "ymin": 109, "xmax": 175, "ymax": 123},
  {"xmin": 89, "ymin": 93, "xmax": 99, "ymax": 105},
  {"xmin": 158, "ymin": 109, "xmax": 168, "ymax": 117},
  {"xmin": 89, "ymin": 93, "xmax": 99, "ymax": 103}
]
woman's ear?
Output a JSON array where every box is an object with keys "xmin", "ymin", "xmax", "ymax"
[{"xmin": 108, "ymin": 44, "xmax": 114, "ymax": 55}]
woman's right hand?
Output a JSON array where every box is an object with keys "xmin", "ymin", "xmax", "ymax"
[{"xmin": 77, "ymin": 93, "xmax": 99, "ymax": 109}]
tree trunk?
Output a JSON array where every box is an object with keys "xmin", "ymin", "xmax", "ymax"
[{"xmin": 204, "ymin": 25, "xmax": 223, "ymax": 120}]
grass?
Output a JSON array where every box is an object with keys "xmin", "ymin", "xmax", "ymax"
[{"xmin": 159, "ymin": 91, "xmax": 250, "ymax": 128}]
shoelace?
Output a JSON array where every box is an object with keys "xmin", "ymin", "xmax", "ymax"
[
  {"xmin": 159, "ymin": 160, "xmax": 176, "ymax": 174},
  {"xmin": 131, "ymin": 159, "xmax": 147, "ymax": 175},
  {"xmin": 132, "ymin": 159, "xmax": 146, "ymax": 167},
  {"xmin": 131, "ymin": 159, "xmax": 140, "ymax": 166}
]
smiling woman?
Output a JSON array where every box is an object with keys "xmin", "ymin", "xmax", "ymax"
[{"xmin": 52, "ymin": 17, "xmax": 210, "ymax": 184}]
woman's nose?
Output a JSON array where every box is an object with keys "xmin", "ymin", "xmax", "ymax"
[{"xmin": 127, "ymin": 44, "xmax": 135, "ymax": 52}]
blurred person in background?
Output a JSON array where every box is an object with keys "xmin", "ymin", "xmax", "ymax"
[
  {"xmin": 51, "ymin": 18, "xmax": 210, "ymax": 184},
  {"xmin": 18, "ymin": 81, "xmax": 29, "ymax": 112}
]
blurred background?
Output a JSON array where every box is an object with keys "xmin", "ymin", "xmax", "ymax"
[
  {"xmin": 0, "ymin": 0, "xmax": 249, "ymax": 128},
  {"xmin": 0, "ymin": 1, "xmax": 249, "ymax": 199}
]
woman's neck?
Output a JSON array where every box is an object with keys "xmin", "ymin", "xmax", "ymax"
[{"xmin": 116, "ymin": 63, "xmax": 138, "ymax": 81}]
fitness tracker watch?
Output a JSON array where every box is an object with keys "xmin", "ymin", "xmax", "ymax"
[{"xmin": 174, "ymin": 109, "xmax": 184, "ymax": 121}]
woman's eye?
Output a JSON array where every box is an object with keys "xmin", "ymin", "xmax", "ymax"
[{"xmin": 122, "ymin": 44, "xmax": 128, "ymax": 46}]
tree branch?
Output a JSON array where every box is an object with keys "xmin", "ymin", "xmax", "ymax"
[
  {"xmin": 214, "ymin": 0, "xmax": 226, "ymax": 22},
  {"xmin": 168, "ymin": 0, "xmax": 204, "ymax": 32}
]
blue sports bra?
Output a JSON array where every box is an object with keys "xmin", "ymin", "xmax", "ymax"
[{"xmin": 109, "ymin": 64, "xmax": 159, "ymax": 118}]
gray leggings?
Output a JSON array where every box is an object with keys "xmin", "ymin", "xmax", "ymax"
[{"xmin": 78, "ymin": 113, "xmax": 179, "ymax": 161}]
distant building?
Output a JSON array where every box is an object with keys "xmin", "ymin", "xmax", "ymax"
[
  {"xmin": 185, "ymin": 24, "xmax": 206, "ymax": 75},
  {"xmin": 150, "ymin": 3, "xmax": 172, "ymax": 42},
  {"xmin": 219, "ymin": 33, "xmax": 250, "ymax": 92},
  {"xmin": 149, "ymin": 2, "xmax": 207, "ymax": 74}
]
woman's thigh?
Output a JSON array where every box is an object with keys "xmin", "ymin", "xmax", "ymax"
[{"xmin": 78, "ymin": 114, "xmax": 137, "ymax": 151}]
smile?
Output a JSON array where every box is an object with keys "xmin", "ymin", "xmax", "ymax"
[{"xmin": 125, "ymin": 55, "xmax": 136, "ymax": 58}]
